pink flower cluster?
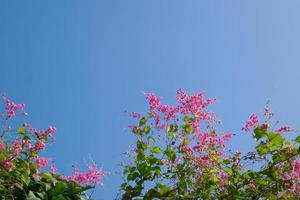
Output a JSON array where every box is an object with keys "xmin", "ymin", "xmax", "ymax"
[
  {"xmin": 0, "ymin": 140, "xmax": 5, "ymax": 151},
  {"xmin": 0, "ymin": 96, "xmax": 54, "ymax": 171},
  {"xmin": 292, "ymin": 160, "xmax": 300, "ymax": 180},
  {"xmin": 2, "ymin": 94, "xmax": 26, "ymax": 119},
  {"xmin": 35, "ymin": 157, "xmax": 49, "ymax": 169},
  {"xmin": 11, "ymin": 139, "xmax": 27, "ymax": 157},
  {"xmin": 242, "ymin": 114, "xmax": 259, "ymax": 132},
  {"xmin": 142, "ymin": 89, "xmax": 217, "ymax": 132},
  {"xmin": 275, "ymin": 125, "xmax": 291, "ymax": 133},
  {"xmin": 278, "ymin": 159, "xmax": 300, "ymax": 197},
  {"xmin": 23, "ymin": 123, "xmax": 57, "ymax": 139},
  {"xmin": 30, "ymin": 140, "xmax": 46, "ymax": 151},
  {"xmin": 135, "ymin": 90, "xmax": 231, "ymax": 187},
  {"xmin": 3, "ymin": 159, "xmax": 13, "ymax": 170},
  {"xmin": 69, "ymin": 165, "xmax": 106, "ymax": 186}
]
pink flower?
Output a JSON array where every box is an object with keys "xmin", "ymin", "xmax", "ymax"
[
  {"xmin": 70, "ymin": 165, "xmax": 106, "ymax": 186},
  {"xmin": 276, "ymin": 125, "xmax": 291, "ymax": 133},
  {"xmin": 76, "ymin": 172, "xmax": 89, "ymax": 185},
  {"xmin": 68, "ymin": 175, "xmax": 76, "ymax": 181},
  {"xmin": 219, "ymin": 170, "xmax": 229, "ymax": 186},
  {"xmin": 145, "ymin": 93, "xmax": 161, "ymax": 113},
  {"xmin": 130, "ymin": 112, "xmax": 143, "ymax": 118},
  {"xmin": 195, "ymin": 171, "xmax": 202, "ymax": 184},
  {"xmin": 277, "ymin": 192, "xmax": 284, "ymax": 198},
  {"xmin": 31, "ymin": 140, "xmax": 46, "ymax": 151},
  {"xmin": 242, "ymin": 114, "xmax": 259, "ymax": 132},
  {"xmin": 87, "ymin": 166, "xmax": 105, "ymax": 185},
  {"xmin": 35, "ymin": 157, "xmax": 49, "ymax": 169},
  {"xmin": 59, "ymin": 175, "xmax": 67, "ymax": 180},
  {"xmin": 50, "ymin": 164, "xmax": 57, "ymax": 174},
  {"xmin": 11, "ymin": 140, "xmax": 26, "ymax": 157},
  {"xmin": 248, "ymin": 183, "xmax": 256, "ymax": 189},
  {"xmin": 2, "ymin": 95, "xmax": 27, "ymax": 119},
  {"xmin": 293, "ymin": 160, "xmax": 300, "ymax": 175},
  {"xmin": 261, "ymin": 123, "xmax": 269, "ymax": 131},
  {"xmin": 3, "ymin": 160, "xmax": 13, "ymax": 170},
  {"xmin": 222, "ymin": 133, "xmax": 233, "ymax": 142},
  {"xmin": 46, "ymin": 126, "xmax": 57, "ymax": 137},
  {"xmin": 0, "ymin": 140, "xmax": 6, "ymax": 151}
]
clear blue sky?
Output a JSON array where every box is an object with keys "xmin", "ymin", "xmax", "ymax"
[{"xmin": 1, "ymin": 1, "xmax": 300, "ymax": 199}]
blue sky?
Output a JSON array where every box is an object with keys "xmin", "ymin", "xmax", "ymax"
[{"xmin": 1, "ymin": 1, "xmax": 300, "ymax": 199}]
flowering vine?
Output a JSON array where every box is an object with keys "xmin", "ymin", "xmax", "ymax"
[
  {"xmin": 121, "ymin": 89, "xmax": 300, "ymax": 199},
  {"xmin": 0, "ymin": 94, "xmax": 106, "ymax": 200}
]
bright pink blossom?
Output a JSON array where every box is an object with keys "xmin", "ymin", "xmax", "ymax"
[
  {"xmin": 277, "ymin": 192, "xmax": 284, "ymax": 198},
  {"xmin": 50, "ymin": 164, "xmax": 57, "ymax": 174},
  {"xmin": 3, "ymin": 160, "xmax": 13, "ymax": 170},
  {"xmin": 248, "ymin": 183, "xmax": 256, "ymax": 189},
  {"xmin": 31, "ymin": 140, "xmax": 46, "ymax": 151},
  {"xmin": 0, "ymin": 140, "xmax": 6, "ymax": 151},
  {"xmin": 35, "ymin": 157, "xmax": 49, "ymax": 169},
  {"xmin": 145, "ymin": 93, "xmax": 161, "ymax": 113},
  {"xmin": 292, "ymin": 160, "xmax": 300, "ymax": 178},
  {"xmin": 2, "ymin": 95, "xmax": 26, "ymax": 119},
  {"xmin": 242, "ymin": 114, "xmax": 259, "ymax": 132},
  {"xmin": 276, "ymin": 125, "xmax": 291, "ymax": 133},
  {"xmin": 70, "ymin": 165, "xmax": 105, "ymax": 186},
  {"xmin": 46, "ymin": 126, "xmax": 57, "ymax": 137}
]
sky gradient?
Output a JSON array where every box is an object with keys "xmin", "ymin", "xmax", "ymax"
[{"xmin": 1, "ymin": 1, "xmax": 300, "ymax": 199}]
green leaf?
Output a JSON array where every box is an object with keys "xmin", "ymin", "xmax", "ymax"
[
  {"xmin": 147, "ymin": 136, "xmax": 155, "ymax": 143},
  {"xmin": 294, "ymin": 136, "xmax": 300, "ymax": 143},
  {"xmin": 143, "ymin": 126, "xmax": 151, "ymax": 134},
  {"xmin": 127, "ymin": 172, "xmax": 139, "ymax": 181},
  {"xmin": 165, "ymin": 147, "xmax": 176, "ymax": 162},
  {"xmin": 168, "ymin": 131, "xmax": 176, "ymax": 138},
  {"xmin": 225, "ymin": 167, "xmax": 233, "ymax": 175},
  {"xmin": 26, "ymin": 191, "xmax": 41, "ymax": 200},
  {"xmin": 31, "ymin": 151, "xmax": 38, "ymax": 157},
  {"xmin": 35, "ymin": 192, "xmax": 46, "ymax": 199},
  {"xmin": 17, "ymin": 126, "xmax": 26, "ymax": 135},
  {"xmin": 254, "ymin": 126, "xmax": 268, "ymax": 140},
  {"xmin": 79, "ymin": 185, "xmax": 94, "ymax": 192},
  {"xmin": 137, "ymin": 151, "xmax": 145, "ymax": 160},
  {"xmin": 52, "ymin": 195, "xmax": 66, "ymax": 200},
  {"xmin": 268, "ymin": 133, "xmax": 283, "ymax": 151},
  {"xmin": 21, "ymin": 172, "xmax": 30, "ymax": 186},
  {"xmin": 256, "ymin": 143, "xmax": 268, "ymax": 155},
  {"xmin": 183, "ymin": 116, "xmax": 192, "ymax": 123},
  {"xmin": 50, "ymin": 182, "xmax": 65, "ymax": 196},
  {"xmin": 157, "ymin": 184, "xmax": 170, "ymax": 195},
  {"xmin": 182, "ymin": 124, "xmax": 192, "ymax": 134},
  {"xmin": 139, "ymin": 117, "xmax": 147, "ymax": 126},
  {"xmin": 210, "ymin": 168, "xmax": 219, "ymax": 173},
  {"xmin": 30, "ymin": 164, "xmax": 38, "ymax": 174},
  {"xmin": 40, "ymin": 172, "xmax": 52, "ymax": 180},
  {"xmin": 223, "ymin": 159, "xmax": 231, "ymax": 165},
  {"xmin": 120, "ymin": 183, "xmax": 127, "ymax": 190},
  {"xmin": 132, "ymin": 127, "xmax": 142, "ymax": 135},
  {"xmin": 168, "ymin": 124, "xmax": 179, "ymax": 133},
  {"xmin": 45, "ymin": 183, "xmax": 52, "ymax": 191},
  {"xmin": 137, "ymin": 140, "xmax": 147, "ymax": 150},
  {"xmin": 151, "ymin": 146, "xmax": 162, "ymax": 154},
  {"xmin": 212, "ymin": 176, "xmax": 219, "ymax": 183}
]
